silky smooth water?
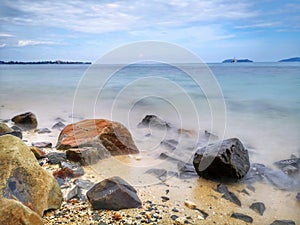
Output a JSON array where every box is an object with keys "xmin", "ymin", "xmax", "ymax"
[{"xmin": 0, "ymin": 63, "xmax": 299, "ymax": 167}]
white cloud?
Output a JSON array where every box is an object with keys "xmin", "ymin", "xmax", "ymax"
[
  {"xmin": 0, "ymin": 33, "xmax": 14, "ymax": 37},
  {"xmin": 18, "ymin": 40, "xmax": 56, "ymax": 47},
  {"xmin": 0, "ymin": 43, "xmax": 6, "ymax": 47},
  {"xmin": 2, "ymin": 0, "xmax": 257, "ymax": 34},
  {"xmin": 235, "ymin": 22, "xmax": 281, "ymax": 29}
]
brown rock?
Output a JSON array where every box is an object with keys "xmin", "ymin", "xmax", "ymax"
[
  {"xmin": 56, "ymin": 119, "xmax": 139, "ymax": 156},
  {"xmin": 29, "ymin": 146, "xmax": 46, "ymax": 159},
  {"xmin": 0, "ymin": 198, "xmax": 43, "ymax": 225},
  {"xmin": 53, "ymin": 167, "xmax": 80, "ymax": 180},
  {"xmin": 0, "ymin": 123, "xmax": 13, "ymax": 134},
  {"xmin": 11, "ymin": 112, "xmax": 38, "ymax": 130},
  {"xmin": 0, "ymin": 135, "xmax": 62, "ymax": 216}
]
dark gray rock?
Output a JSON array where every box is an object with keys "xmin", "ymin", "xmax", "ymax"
[
  {"xmin": 193, "ymin": 138, "xmax": 250, "ymax": 182},
  {"xmin": 145, "ymin": 168, "xmax": 167, "ymax": 182},
  {"xmin": 11, "ymin": 112, "xmax": 37, "ymax": 130},
  {"xmin": 242, "ymin": 163, "xmax": 299, "ymax": 191},
  {"xmin": 177, "ymin": 162, "xmax": 198, "ymax": 179},
  {"xmin": 86, "ymin": 176, "xmax": 142, "ymax": 210},
  {"xmin": 52, "ymin": 121, "xmax": 65, "ymax": 130},
  {"xmin": 35, "ymin": 128, "xmax": 51, "ymax": 134},
  {"xmin": 231, "ymin": 213, "xmax": 253, "ymax": 223},
  {"xmin": 216, "ymin": 184, "xmax": 241, "ymax": 206},
  {"xmin": 160, "ymin": 139, "xmax": 178, "ymax": 150},
  {"xmin": 0, "ymin": 131, "xmax": 22, "ymax": 139},
  {"xmin": 282, "ymin": 165, "xmax": 298, "ymax": 175},
  {"xmin": 297, "ymin": 192, "xmax": 300, "ymax": 201},
  {"xmin": 66, "ymin": 186, "xmax": 82, "ymax": 201},
  {"xmin": 274, "ymin": 158, "xmax": 300, "ymax": 169},
  {"xmin": 32, "ymin": 141, "xmax": 52, "ymax": 148},
  {"xmin": 11, "ymin": 125, "xmax": 22, "ymax": 131},
  {"xmin": 47, "ymin": 152, "xmax": 66, "ymax": 164},
  {"xmin": 270, "ymin": 220, "xmax": 296, "ymax": 225},
  {"xmin": 137, "ymin": 115, "xmax": 171, "ymax": 129},
  {"xmin": 250, "ymin": 202, "xmax": 265, "ymax": 215}
]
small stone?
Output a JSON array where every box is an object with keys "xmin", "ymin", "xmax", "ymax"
[
  {"xmin": 60, "ymin": 161, "xmax": 84, "ymax": 177},
  {"xmin": 113, "ymin": 212, "xmax": 122, "ymax": 221},
  {"xmin": 250, "ymin": 202, "xmax": 266, "ymax": 216},
  {"xmin": 270, "ymin": 220, "xmax": 296, "ymax": 225},
  {"xmin": 161, "ymin": 196, "xmax": 170, "ymax": 202},
  {"xmin": 296, "ymin": 192, "xmax": 300, "ymax": 201},
  {"xmin": 231, "ymin": 213, "xmax": 253, "ymax": 223},
  {"xmin": 171, "ymin": 215, "xmax": 179, "ymax": 221},
  {"xmin": 282, "ymin": 165, "xmax": 298, "ymax": 175},
  {"xmin": 66, "ymin": 186, "xmax": 81, "ymax": 201},
  {"xmin": 32, "ymin": 141, "xmax": 52, "ymax": 148},
  {"xmin": 52, "ymin": 121, "xmax": 66, "ymax": 130},
  {"xmin": 216, "ymin": 184, "xmax": 241, "ymax": 206},
  {"xmin": 29, "ymin": 146, "xmax": 46, "ymax": 159},
  {"xmin": 35, "ymin": 128, "xmax": 51, "ymax": 134},
  {"xmin": 184, "ymin": 200, "xmax": 197, "ymax": 209},
  {"xmin": 172, "ymin": 207, "xmax": 179, "ymax": 212},
  {"xmin": 175, "ymin": 217, "xmax": 186, "ymax": 225},
  {"xmin": 73, "ymin": 179, "xmax": 94, "ymax": 190},
  {"xmin": 47, "ymin": 152, "xmax": 66, "ymax": 164},
  {"xmin": 53, "ymin": 167, "xmax": 80, "ymax": 179}
]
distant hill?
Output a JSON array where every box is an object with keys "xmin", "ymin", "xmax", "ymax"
[
  {"xmin": 222, "ymin": 59, "xmax": 253, "ymax": 63},
  {"xmin": 0, "ymin": 60, "xmax": 91, "ymax": 65},
  {"xmin": 278, "ymin": 57, "xmax": 300, "ymax": 62}
]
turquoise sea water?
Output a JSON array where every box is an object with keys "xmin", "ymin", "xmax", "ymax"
[{"xmin": 0, "ymin": 62, "xmax": 299, "ymax": 165}]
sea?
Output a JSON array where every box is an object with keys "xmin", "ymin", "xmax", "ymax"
[{"xmin": 0, "ymin": 62, "xmax": 300, "ymax": 169}]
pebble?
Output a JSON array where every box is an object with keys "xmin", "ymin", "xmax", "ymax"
[
  {"xmin": 231, "ymin": 212, "xmax": 253, "ymax": 223},
  {"xmin": 184, "ymin": 200, "xmax": 197, "ymax": 209}
]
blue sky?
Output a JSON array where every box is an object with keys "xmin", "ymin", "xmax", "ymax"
[{"xmin": 0, "ymin": 0, "xmax": 299, "ymax": 62}]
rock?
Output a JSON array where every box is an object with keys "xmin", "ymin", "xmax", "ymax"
[
  {"xmin": 60, "ymin": 161, "xmax": 84, "ymax": 177},
  {"xmin": 297, "ymin": 192, "xmax": 300, "ymax": 201},
  {"xmin": 0, "ymin": 198, "xmax": 43, "ymax": 225},
  {"xmin": 29, "ymin": 146, "xmax": 46, "ymax": 159},
  {"xmin": 270, "ymin": 220, "xmax": 296, "ymax": 225},
  {"xmin": 0, "ymin": 135, "xmax": 62, "ymax": 216},
  {"xmin": 145, "ymin": 168, "xmax": 167, "ymax": 182},
  {"xmin": 250, "ymin": 202, "xmax": 266, "ymax": 215},
  {"xmin": 73, "ymin": 179, "xmax": 94, "ymax": 190},
  {"xmin": 11, "ymin": 112, "xmax": 38, "ymax": 130},
  {"xmin": 35, "ymin": 128, "xmax": 51, "ymax": 134},
  {"xmin": 137, "ymin": 115, "xmax": 171, "ymax": 129},
  {"xmin": 47, "ymin": 152, "xmax": 66, "ymax": 164},
  {"xmin": 204, "ymin": 130, "xmax": 218, "ymax": 141},
  {"xmin": 177, "ymin": 162, "xmax": 198, "ymax": 179},
  {"xmin": 53, "ymin": 167, "xmax": 81, "ymax": 180},
  {"xmin": 161, "ymin": 196, "xmax": 170, "ymax": 202},
  {"xmin": 193, "ymin": 138, "xmax": 250, "ymax": 182},
  {"xmin": 52, "ymin": 121, "xmax": 66, "ymax": 130},
  {"xmin": 56, "ymin": 119, "xmax": 139, "ymax": 156},
  {"xmin": 66, "ymin": 186, "xmax": 82, "ymax": 201},
  {"xmin": 171, "ymin": 215, "xmax": 179, "ymax": 221},
  {"xmin": 274, "ymin": 158, "xmax": 300, "ymax": 169},
  {"xmin": 11, "ymin": 125, "xmax": 22, "ymax": 131},
  {"xmin": 32, "ymin": 141, "xmax": 52, "ymax": 148},
  {"xmin": 184, "ymin": 200, "xmax": 197, "ymax": 209},
  {"xmin": 86, "ymin": 176, "xmax": 142, "ymax": 210},
  {"xmin": 66, "ymin": 146, "xmax": 110, "ymax": 166},
  {"xmin": 160, "ymin": 139, "xmax": 178, "ymax": 150},
  {"xmin": 0, "ymin": 131, "xmax": 22, "ymax": 139},
  {"xmin": 216, "ymin": 184, "xmax": 241, "ymax": 206},
  {"xmin": 282, "ymin": 165, "xmax": 298, "ymax": 175},
  {"xmin": 0, "ymin": 123, "xmax": 13, "ymax": 133},
  {"xmin": 231, "ymin": 213, "xmax": 253, "ymax": 223},
  {"xmin": 177, "ymin": 128, "xmax": 196, "ymax": 137},
  {"xmin": 55, "ymin": 117, "xmax": 66, "ymax": 122}
]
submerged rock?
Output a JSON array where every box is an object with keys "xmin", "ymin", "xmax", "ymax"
[
  {"xmin": 56, "ymin": 119, "xmax": 139, "ymax": 157},
  {"xmin": 193, "ymin": 138, "xmax": 250, "ymax": 182},
  {"xmin": 145, "ymin": 168, "xmax": 167, "ymax": 182},
  {"xmin": 87, "ymin": 176, "xmax": 142, "ymax": 210},
  {"xmin": 35, "ymin": 127, "xmax": 51, "ymax": 134},
  {"xmin": 0, "ymin": 198, "xmax": 43, "ymax": 225},
  {"xmin": 11, "ymin": 112, "xmax": 38, "ymax": 130},
  {"xmin": 250, "ymin": 202, "xmax": 266, "ymax": 216},
  {"xmin": 52, "ymin": 121, "xmax": 65, "ymax": 130},
  {"xmin": 231, "ymin": 213, "xmax": 253, "ymax": 223},
  {"xmin": 160, "ymin": 139, "xmax": 178, "ymax": 150},
  {"xmin": 137, "ymin": 115, "xmax": 171, "ymax": 129},
  {"xmin": 270, "ymin": 220, "xmax": 296, "ymax": 225},
  {"xmin": 32, "ymin": 141, "xmax": 52, "ymax": 148},
  {"xmin": 0, "ymin": 135, "xmax": 62, "ymax": 216}
]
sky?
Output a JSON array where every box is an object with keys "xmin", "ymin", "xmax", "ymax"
[{"xmin": 0, "ymin": 0, "xmax": 299, "ymax": 62}]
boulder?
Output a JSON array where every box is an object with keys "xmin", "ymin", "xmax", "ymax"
[
  {"xmin": 0, "ymin": 198, "xmax": 43, "ymax": 225},
  {"xmin": 0, "ymin": 123, "xmax": 13, "ymax": 134},
  {"xmin": 56, "ymin": 119, "xmax": 139, "ymax": 157},
  {"xmin": 11, "ymin": 112, "xmax": 37, "ymax": 130},
  {"xmin": 137, "ymin": 115, "xmax": 171, "ymax": 129},
  {"xmin": 193, "ymin": 138, "xmax": 250, "ymax": 182},
  {"xmin": 0, "ymin": 135, "xmax": 62, "ymax": 216},
  {"xmin": 86, "ymin": 176, "xmax": 142, "ymax": 210}
]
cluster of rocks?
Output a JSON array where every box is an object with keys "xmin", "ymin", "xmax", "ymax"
[{"xmin": 0, "ymin": 112, "xmax": 298, "ymax": 224}]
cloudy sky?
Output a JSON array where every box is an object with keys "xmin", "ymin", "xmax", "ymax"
[{"xmin": 0, "ymin": 0, "xmax": 299, "ymax": 62}]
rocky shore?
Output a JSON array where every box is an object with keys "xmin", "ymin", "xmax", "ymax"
[{"xmin": 0, "ymin": 112, "xmax": 299, "ymax": 225}]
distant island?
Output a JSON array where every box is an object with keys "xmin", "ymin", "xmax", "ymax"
[
  {"xmin": 222, "ymin": 58, "xmax": 253, "ymax": 63},
  {"xmin": 278, "ymin": 57, "xmax": 300, "ymax": 62},
  {"xmin": 0, "ymin": 60, "xmax": 91, "ymax": 65}
]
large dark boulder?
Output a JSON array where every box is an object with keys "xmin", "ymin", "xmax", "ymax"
[
  {"xmin": 193, "ymin": 138, "xmax": 250, "ymax": 182},
  {"xmin": 86, "ymin": 176, "xmax": 142, "ymax": 210},
  {"xmin": 11, "ymin": 112, "xmax": 37, "ymax": 130}
]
